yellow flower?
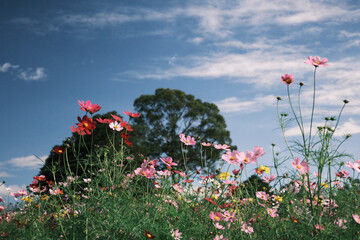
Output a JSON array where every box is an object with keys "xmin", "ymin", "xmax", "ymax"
[
  {"xmin": 218, "ymin": 172, "xmax": 230, "ymax": 180},
  {"xmin": 256, "ymin": 165, "xmax": 270, "ymax": 174},
  {"xmin": 21, "ymin": 196, "xmax": 33, "ymax": 203},
  {"xmin": 321, "ymin": 182, "xmax": 329, "ymax": 188},
  {"xmin": 274, "ymin": 196, "xmax": 283, "ymax": 203},
  {"xmin": 41, "ymin": 195, "xmax": 49, "ymax": 201},
  {"xmin": 211, "ymin": 195, "xmax": 219, "ymax": 200}
]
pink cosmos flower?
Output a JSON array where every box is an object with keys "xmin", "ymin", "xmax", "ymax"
[
  {"xmin": 222, "ymin": 150, "xmax": 245, "ymax": 165},
  {"xmin": 157, "ymin": 170, "xmax": 171, "ymax": 177},
  {"xmin": 109, "ymin": 121, "xmax": 123, "ymax": 131},
  {"xmin": 172, "ymin": 183, "xmax": 183, "ymax": 193},
  {"xmin": 123, "ymin": 111, "xmax": 140, "ymax": 118},
  {"xmin": 304, "ymin": 56, "xmax": 329, "ymax": 67},
  {"xmin": 253, "ymin": 146, "xmax": 265, "ymax": 157},
  {"xmin": 256, "ymin": 191, "xmax": 270, "ymax": 201},
  {"xmin": 242, "ymin": 151, "xmax": 257, "ymax": 164},
  {"xmin": 213, "ymin": 222, "xmax": 225, "ymax": 230},
  {"xmin": 214, "ymin": 235, "xmax": 228, "ymax": 240},
  {"xmin": 353, "ymin": 214, "xmax": 360, "ymax": 224},
  {"xmin": 213, "ymin": 144, "xmax": 230, "ymax": 150},
  {"xmin": 223, "ymin": 180, "xmax": 237, "ymax": 185},
  {"xmin": 179, "ymin": 133, "xmax": 196, "ymax": 145},
  {"xmin": 281, "ymin": 74, "xmax": 294, "ymax": 85},
  {"xmin": 78, "ymin": 100, "xmax": 101, "ymax": 114},
  {"xmin": 267, "ymin": 208, "xmax": 279, "ymax": 218},
  {"xmin": 291, "ymin": 158, "xmax": 309, "ymax": 175},
  {"xmin": 171, "ymin": 229, "xmax": 182, "ymax": 240},
  {"xmin": 352, "ymin": 160, "xmax": 360, "ymax": 173},
  {"xmin": 160, "ymin": 156, "xmax": 178, "ymax": 166},
  {"xmin": 262, "ymin": 175, "xmax": 276, "ymax": 183},
  {"xmin": 202, "ymin": 142, "xmax": 212, "ymax": 147},
  {"xmin": 241, "ymin": 222, "xmax": 254, "ymax": 234},
  {"xmin": 335, "ymin": 169, "xmax": 349, "ymax": 178},
  {"xmin": 223, "ymin": 211, "xmax": 237, "ymax": 222},
  {"xmin": 209, "ymin": 211, "xmax": 224, "ymax": 221}
]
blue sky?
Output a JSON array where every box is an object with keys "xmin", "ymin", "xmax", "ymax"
[{"xmin": 1, "ymin": 0, "xmax": 360, "ymax": 198}]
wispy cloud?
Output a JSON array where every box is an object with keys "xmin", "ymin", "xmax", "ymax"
[
  {"xmin": 8, "ymin": 155, "xmax": 47, "ymax": 169},
  {"xmin": 0, "ymin": 62, "xmax": 19, "ymax": 72},
  {"xmin": 0, "ymin": 172, "xmax": 12, "ymax": 178},
  {"xmin": 284, "ymin": 118, "xmax": 360, "ymax": 137},
  {"xmin": 0, "ymin": 184, "xmax": 27, "ymax": 197},
  {"xmin": 215, "ymin": 95, "xmax": 276, "ymax": 113},
  {"xmin": 18, "ymin": 67, "xmax": 47, "ymax": 81},
  {"xmin": 1, "ymin": 62, "xmax": 47, "ymax": 81}
]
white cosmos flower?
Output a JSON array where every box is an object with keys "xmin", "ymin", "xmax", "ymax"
[{"xmin": 109, "ymin": 121, "xmax": 123, "ymax": 131}]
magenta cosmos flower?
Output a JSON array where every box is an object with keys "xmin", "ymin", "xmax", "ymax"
[
  {"xmin": 304, "ymin": 56, "xmax": 329, "ymax": 67},
  {"xmin": 292, "ymin": 158, "xmax": 309, "ymax": 175},
  {"xmin": 281, "ymin": 74, "xmax": 294, "ymax": 85}
]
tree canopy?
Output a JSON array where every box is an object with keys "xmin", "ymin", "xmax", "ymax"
[{"xmin": 129, "ymin": 88, "xmax": 234, "ymax": 171}]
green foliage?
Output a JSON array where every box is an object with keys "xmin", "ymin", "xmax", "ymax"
[{"xmin": 130, "ymin": 88, "xmax": 234, "ymax": 171}]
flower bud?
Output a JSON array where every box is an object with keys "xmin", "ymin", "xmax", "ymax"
[
  {"xmin": 277, "ymin": 96, "xmax": 282, "ymax": 101},
  {"xmin": 343, "ymin": 99, "xmax": 349, "ymax": 104}
]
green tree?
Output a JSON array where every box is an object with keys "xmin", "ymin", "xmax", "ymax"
[
  {"xmin": 130, "ymin": 88, "xmax": 234, "ymax": 172},
  {"xmin": 38, "ymin": 111, "xmax": 128, "ymax": 183}
]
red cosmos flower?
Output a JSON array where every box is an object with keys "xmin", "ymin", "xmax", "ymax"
[
  {"xmin": 71, "ymin": 116, "xmax": 97, "ymax": 135},
  {"xmin": 124, "ymin": 139, "xmax": 132, "ymax": 147},
  {"xmin": 184, "ymin": 179, "xmax": 194, "ymax": 183},
  {"xmin": 205, "ymin": 197, "xmax": 218, "ymax": 205},
  {"xmin": 121, "ymin": 121, "xmax": 133, "ymax": 131},
  {"xmin": 111, "ymin": 114, "xmax": 123, "ymax": 122},
  {"xmin": 53, "ymin": 146, "xmax": 65, "ymax": 154},
  {"xmin": 78, "ymin": 100, "xmax": 101, "ymax": 114},
  {"xmin": 121, "ymin": 132, "xmax": 130, "ymax": 139},
  {"xmin": 144, "ymin": 230, "xmax": 155, "ymax": 239},
  {"xmin": 292, "ymin": 217, "xmax": 299, "ymax": 223},
  {"xmin": 96, "ymin": 118, "xmax": 114, "ymax": 124},
  {"xmin": 123, "ymin": 111, "xmax": 140, "ymax": 118},
  {"xmin": 33, "ymin": 175, "xmax": 46, "ymax": 181}
]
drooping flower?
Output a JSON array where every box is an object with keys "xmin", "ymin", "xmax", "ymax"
[
  {"xmin": 304, "ymin": 56, "xmax": 329, "ymax": 67},
  {"xmin": 123, "ymin": 111, "xmax": 140, "ymax": 118},
  {"xmin": 281, "ymin": 74, "xmax": 294, "ymax": 85},
  {"xmin": 291, "ymin": 158, "xmax": 309, "ymax": 175},
  {"xmin": 179, "ymin": 134, "xmax": 196, "ymax": 145},
  {"xmin": 144, "ymin": 230, "xmax": 155, "ymax": 239},
  {"xmin": 53, "ymin": 146, "xmax": 65, "ymax": 154},
  {"xmin": 78, "ymin": 100, "xmax": 101, "ymax": 114},
  {"xmin": 109, "ymin": 121, "xmax": 123, "ymax": 131},
  {"xmin": 202, "ymin": 142, "xmax": 212, "ymax": 147}
]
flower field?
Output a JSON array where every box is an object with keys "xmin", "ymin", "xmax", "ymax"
[{"xmin": 0, "ymin": 57, "xmax": 359, "ymax": 239}]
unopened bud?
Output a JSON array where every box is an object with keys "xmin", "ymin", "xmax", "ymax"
[
  {"xmin": 299, "ymin": 82, "xmax": 304, "ymax": 86},
  {"xmin": 345, "ymin": 134, "xmax": 351, "ymax": 139},
  {"xmin": 277, "ymin": 96, "xmax": 282, "ymax": 101},
  {"xmin": 343, "ymin": 99, "xmax": 349, "ymax": 104}
]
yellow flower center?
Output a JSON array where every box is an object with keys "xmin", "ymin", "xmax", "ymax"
[{"xmin": 297, "ymin": 165, "xmax": 302, "ymax": 170}]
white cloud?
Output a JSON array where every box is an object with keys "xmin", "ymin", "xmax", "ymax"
[
  {"xmin": 215, "ymin": 95, "xmax": 276, "ymax": 113},
  {"xmin": 19, "ymin": 67, "xmax": 47, "ymax": 81},
  {"xmin": 8, "ymin": 155, "xmax": 47, "ymax": 169},
  {"xmin": 284, "ymin": 118, "xmax": 360, "ymax": 137},
  {"xmin": 0, "ymin": 172, "xmax": 12, "ymax": 178},
  {"xmin": 0, "ymin": 184, "xmax": 27, "ymax": 198},
  {"xmin": 188, "ymin": 37, "xmax": 204, "ymax": 44},
  {"xmin": 0, "ymin": 62, "xmax": 19, "ymax": 72}
]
